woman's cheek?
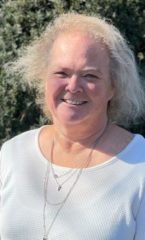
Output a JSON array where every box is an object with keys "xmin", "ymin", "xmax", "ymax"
[
  {"xmin": 86, "ymin": 82, "xmax": 100, "ymax": 94},
  {"xmin": 45, "ymin": 78, "xmax": 67, "ymax": 105}
]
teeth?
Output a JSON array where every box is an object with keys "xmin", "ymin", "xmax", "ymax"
[{"xmin": 63, "ymin": 99, "xmax": 86, "ymax": 105}]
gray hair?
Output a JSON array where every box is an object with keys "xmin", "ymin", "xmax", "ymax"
[{"xmin": 10, "ymin": 13, "xmax": 145, "ymax": 127}]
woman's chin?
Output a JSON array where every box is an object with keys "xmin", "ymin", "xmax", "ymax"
[
  {"xmin": 54, "ymin": 112, "xmax": 87, "ymax": 126},
  {"xmin": 51, "ymin": 103, "xmax": 90, "ymax": 126}
]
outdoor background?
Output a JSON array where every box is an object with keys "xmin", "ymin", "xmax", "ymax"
[{"xmin": 0, "ymin": 0, "xmax": 145, "ymax": 146}]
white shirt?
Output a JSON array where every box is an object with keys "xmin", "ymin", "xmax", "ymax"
[{"xmin": 0, "ymin": 127, "xmax": 145, "ymax": 240}]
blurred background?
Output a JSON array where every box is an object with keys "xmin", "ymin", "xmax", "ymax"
[{"xmin": 0, "ymin": 0, "xmax": 145, "ymax": 146}]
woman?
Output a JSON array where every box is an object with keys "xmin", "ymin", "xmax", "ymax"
[{"xmin": 1, "ymin": 13, "xmax": 145, "ymax": 240}]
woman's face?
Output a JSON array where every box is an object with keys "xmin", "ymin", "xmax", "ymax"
[{"xmin": 45, "ymin": 32, "xmax": 114, "ymax": 127}]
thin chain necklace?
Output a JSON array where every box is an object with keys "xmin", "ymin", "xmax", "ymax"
[
  {"xmin": 44, "ymin": 139, "xmax": 93, "ymax": 207},
  {"xmin": 42, "ymin": 122, "xmax": 109, "ymax": 240},
  {"xmin": 50, "ymin": 141, "xmax": 80, "ymax": 191},
  {"xmin": 51, "ymin": 163, "xmax": 74, "ymax": 179}
]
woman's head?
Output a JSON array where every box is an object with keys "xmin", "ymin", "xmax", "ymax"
[
  {"xmin": 11, "ymin": 13, "xmax": 145, "ymax": 127},
  {"xmin": 45, "ymin": 31, "xmax": 114, "ymax": 127}
]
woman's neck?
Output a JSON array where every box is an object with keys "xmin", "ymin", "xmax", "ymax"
[{"xmin": 52, "ymin": 120, "xmax": 109, "ymax": 154}]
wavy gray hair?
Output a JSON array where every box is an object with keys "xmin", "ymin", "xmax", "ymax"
[{"xmin": 10, "ymin": 13, "xmax": 145, "ymax": 127}]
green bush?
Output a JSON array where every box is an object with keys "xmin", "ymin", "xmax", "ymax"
[{"xmin": 0, "ymin": 0, "xmax": 145, "ymax": 146}]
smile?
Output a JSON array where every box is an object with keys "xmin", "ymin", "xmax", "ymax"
[{"xmin": 62, "ymin": 99, "xmax": 87, "ymax": 105}]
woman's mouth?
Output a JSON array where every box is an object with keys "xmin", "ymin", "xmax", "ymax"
[{"xmin": 61, "ymin": 99, "xmax": 87, "ymax": 105}]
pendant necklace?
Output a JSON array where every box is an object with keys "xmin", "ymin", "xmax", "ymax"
[
  {"xmin": 42, "ymin": 121, "xmax": 109, "ymax": 240},
  {"xmin": 50, "ymin": 141, "xmax": 80, "ymax": 192}
]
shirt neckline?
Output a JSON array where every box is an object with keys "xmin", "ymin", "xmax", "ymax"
[{"xmin": 35, "ymin": 125, "xmax": 140, "ymax": 172}]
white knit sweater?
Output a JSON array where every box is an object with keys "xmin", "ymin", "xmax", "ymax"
[{"xmin": 0, "ymin": 127, "xmax": 145, "ymax": 240}]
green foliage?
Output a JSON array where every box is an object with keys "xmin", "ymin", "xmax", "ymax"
[{"xmin": 0, "ymin": 0, "xmax": 145, "ymax": 145}]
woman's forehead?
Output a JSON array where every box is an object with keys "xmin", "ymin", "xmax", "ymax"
[{"xmin": 49, "ymin": 32, "xmax": 109, "ymax": 66}]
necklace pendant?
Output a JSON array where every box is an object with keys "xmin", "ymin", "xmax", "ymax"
[{"xmin": 58, "ymin": 185, "xmax": 62, "ymax": 191}]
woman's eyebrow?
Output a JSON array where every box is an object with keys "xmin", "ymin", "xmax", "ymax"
[
  {"xmin": 48, "ymin": 65, "xmax": 102, "ymax": 75},
  {"xmin": 80, "ymin": 68, "xmax": 102, "ymax": 74}
]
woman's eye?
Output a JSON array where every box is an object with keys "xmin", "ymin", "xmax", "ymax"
[
  {"xmin": 83, "ymin": 74, "xmax": 99, "ymax": 80},
  {"xmin": 55, "ymin": 71, "xmax": 68, "ymax": 78}
]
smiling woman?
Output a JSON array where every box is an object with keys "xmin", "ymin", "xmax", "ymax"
[
  {"xmin": 1, "ymin": 13, "xmax": 145, "ymax": 240},
  {"xmin": 45, "ymin": 33, "xmax": 113, "ymax": 129}
]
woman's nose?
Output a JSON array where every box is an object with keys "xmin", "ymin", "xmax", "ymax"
[{"xmin": 65, "ymin": 75, "xmax": 83, "ymax": 93}]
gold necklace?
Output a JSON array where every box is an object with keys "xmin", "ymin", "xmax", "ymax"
[{"xmin": 42, "ymin": 121, "xmax": 109, "ymax": 240}]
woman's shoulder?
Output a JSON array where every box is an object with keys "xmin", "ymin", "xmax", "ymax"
[
  {"xmin": 116, "ymin": 132, "xmax": 145, "ymax": 173},
  {"xmin": 128, "ymin": 133, "xmax": 145, "ymax": 153},
  {"xmin": 106, "ymin": 125, "xmax": 145, "ymax": 166},
  {"xmin": 110, "ymin": 124, "xmax": 145, "ymax": 153},
  {"xmin": 1, "ymin": 127, "xmax": 42, "ymax": 152}
]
